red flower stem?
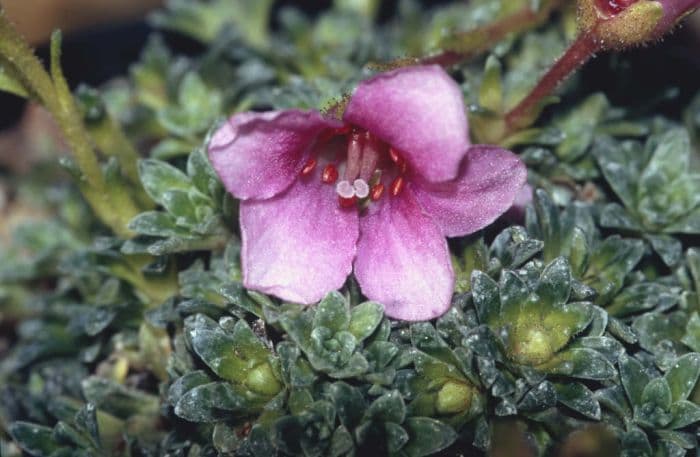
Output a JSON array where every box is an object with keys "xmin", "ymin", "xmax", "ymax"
[{"xmin": 504, "ymin": 32, "xmax": 602, "ymax": 132}]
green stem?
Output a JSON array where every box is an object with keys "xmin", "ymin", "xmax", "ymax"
[
  {"xmin": 49, "ymin": 31, "xmax": 107, "ymax": 194},
  {"xmin": 0, "ymin": 11, "xmax": 141, "ymax": 237}
]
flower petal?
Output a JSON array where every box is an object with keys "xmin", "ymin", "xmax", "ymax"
[
  {"xmin": 208, "ymin": 110, "xmax": 342, "ymax": 200},
  {"xmin": 240, "ymin": 174, "xmax": 359, "ymax": 304},
  {"xmin": 354, "ymin": 190, "xmax": 454, "ymax": 321},
  {"xmin": 412, "ymin": 146, "xmax": 527, "ymax": 237},
  {"xmin": 343, "ymin": 65, "xmax": 469, "ymax": 183}
]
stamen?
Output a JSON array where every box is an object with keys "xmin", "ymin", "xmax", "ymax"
[
  {"xmin": 370, "ymin": 183, "xmax": 385, "ymax": 201},
  {"xmin": 344, "ymin": 132, "xmax": 363, "ymax": 181},
  {"xmin": 322, "ymin": 164, "xmax": 339, "ymax": 184},
  {"xmin": 359, "ymin": 132, "xmax": 380, "ymax": 181},
  {"xmin": 301, "ymin": 158, "xmax": 317, "ymax": 176},
  {"xmin": 353, "ymin": 179, "xmax": 370, "ymax": 199},
  {"xmin": 336, "ymin": 180, "xmax": 355, "ymax": 199},
  {"xmin": 390, "ymin": 176, "xmax": 405, "ymax": 197},
  {"xmin": 389, "ymin": 147, "xmax": 403, "ymax": 165}
]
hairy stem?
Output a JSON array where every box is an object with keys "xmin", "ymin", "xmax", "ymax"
[{"xmin": 0, "ymin": 10, "xmax": 141, "ymax": 237}]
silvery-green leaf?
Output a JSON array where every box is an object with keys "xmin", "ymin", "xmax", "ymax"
[
  {"xmin": 594, "ymin": 138, "xmax": 643, "ymax": 209},
  {"xmin": 667, "ymin": 400, "xmax": 700, "ymax": 429},
  {"xmin": 366, "ymin": 390, "xmax": 405, "ymax": 424},
  {"xmin": 471, "ymin": 271, "xmax": 500, "ymax": 325},
  {"xmin": 681, "ymin": 313, "xmax": 700, "ymax": 352},
  {"xmin": 385, "ymin": 422, "xmax": 409, "ymax": 453},
  {"xmin": 599, "ymin": 204, "xmax": 643, "ymax": 231},
  {"xmin": 8, "ymin": 422, "xmax": 60, "ymax": 457},
  {"xmin": 646, "ymin": 234, "xmax": 683, "ymax": 267},
  {"xmin": 555, "ymin": 93, "xmax": 609, "ymax": 162},
  {"xmin": 400, "ymin": 417, "xmax": 457, "ymax": 457},
  {"xmin": 535, "ymin": 257, "xmax": 571, "ymax": 308},
  {"xmin": 619, "ymin": 354, "xmax": 652, "ymax": 407},
  {"xmin": 620, "ymin": 428, "xmax": 652, "ymax": 457},
  {"xmin": 174, "ymin": 382, "xmax": 266, "ymax": 422},
  {"xmin": 348, "ymin": 301, "xmax": 383, "ymax": 342},
  {"xmin": 138, "ymin": 159, "xmax": 192, "ymax": 205},
  {"xmin": 540, "ymin": 347, "xmax": 615, "ymax": 380},
  {"xmin": 554, "ymin": 382, "xmax": 601, "ymax": 420},
  {"xmin": 314, "ymin": 292, "xmax": 350, "ymax": 334},
  {"xmin": 517, "ymin": 380, "xmax": 556, "ymax": 412},
  {"xmin": 664, "ymin": 353, "xmax": 700, "ymax": 402}
]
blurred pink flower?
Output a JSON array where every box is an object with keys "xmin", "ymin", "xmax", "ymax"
[{"xmin": 208, "ymin": 65, "xmax": 526, "ymax": 321}]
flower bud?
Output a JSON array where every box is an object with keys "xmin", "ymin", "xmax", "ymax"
[
  {"xmin": 435, "ymin": 380, "xmax": 475, "ymax": 415},
  {"xmin": 577, "ymin": 0, "xmax": 699, "ymax": 49}
]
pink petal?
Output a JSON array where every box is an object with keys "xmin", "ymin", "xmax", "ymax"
[
  {"xmin": 656, "ymin": 0, "xmax": 700, "ymax": 35},
  {"xmin": 412, "ymin": 146, "xmax": 527, "ymax": 237},
  {"xmin": 208, "ymin": 110, "xmax": 343, "ymax": 200},
  {"xmin": 343, "ymin": 65, "xmax": 469, "ymax": 183},
  {"xmin": 240, "ymin": 174, "xmax": 359, "ymax": 304},
  {"xmin": 354, "ymin": 190, "xmax": 454, "ymax": 321},
  {"xmin": 504, "ymin": 183, "xmax": 534, "ymax": 223}
]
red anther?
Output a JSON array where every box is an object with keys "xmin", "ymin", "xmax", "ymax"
[
  {"xmin": 322, "ymin": 164, "xmax": 339, "ymax": 184},
  {"xmin": 389, "ymin": 146, "xmax": 402, "ymax": 164},
  {"xmin": 301, "ymin": 158, "xmax": 317, "ymax": 176},
  {"xmin": 370, "ymin": 183, "xmax": 385, "ymax": 201},
  {"xmin": 339, "ymin": 196, "xmax": 357, "ymax": 208},
  {"xmin": 390, "ymin": 176, "xmax": 405, "ymax": 197}
]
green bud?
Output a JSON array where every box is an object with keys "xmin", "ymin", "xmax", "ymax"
[
  {"xmin": 245, "ymin": 362, "xmax": 282, "ymax": 396},
  {"xmin": 511, "ymin": 326, "xmax": 556, "ymax": 366},
  {"xmin": 436, "ymin": 380, "xmax": 474, "ymax": 415}
]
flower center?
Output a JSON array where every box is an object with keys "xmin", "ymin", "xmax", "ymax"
[
  {"xmin": 595, "ymin": 0, "xmax": 639, "ymax": 15},
  {"xmin": 300, "ymin": 126, "xmax": 410, "ymax": 209}
]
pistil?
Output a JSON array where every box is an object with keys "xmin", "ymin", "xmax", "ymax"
[{"xmin": 344, "ymin": 131, "xmax": 363, "ymax": 181}]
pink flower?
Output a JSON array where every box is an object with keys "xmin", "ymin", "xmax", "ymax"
[
  {"xmin": 208, "ymin": 65, "xmax": 526, "ymax": 321},
  {"xmin": 654, "ymin": 0, "xmax": 700, "ymax": 34},
  {"xmin": 592, "ymin": 0, "xmax": 700, "ymax": 37}
]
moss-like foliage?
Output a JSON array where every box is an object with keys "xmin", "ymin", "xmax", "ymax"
[{"xmin": 1, "ymin": 1, "xmax": 700, "ymax": 456}]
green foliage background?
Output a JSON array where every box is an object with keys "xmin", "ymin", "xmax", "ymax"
[{"xmin": 1, "ymin": 1, "xmax": 700, "ymax": 456}]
